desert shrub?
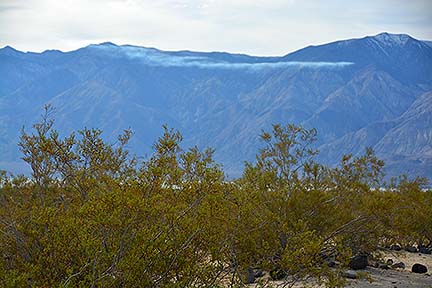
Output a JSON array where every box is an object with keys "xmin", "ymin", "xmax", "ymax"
[{"xmin": 0, "ymin": 109, "xmax": 429, "ymax": 287}]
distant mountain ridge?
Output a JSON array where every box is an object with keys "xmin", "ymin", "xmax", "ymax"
[{"xmin": 1, "ymin": 32, "xmax": 431, "ymax": 179}]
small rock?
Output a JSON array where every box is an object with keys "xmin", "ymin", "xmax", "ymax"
[
  {"xmin": 386, "ymin": 259, "xmax": 394, "ymax": 265},
  {"xmin": 392, "ymin": 262, "xmax": 405, "ymax": 269},
  {"xmin": 406, "ymin": 246, "xmax": 417, "ymax": 253},
  {"xmin": 343, "ymin": 270, "xmax": 358, "ymax": 279},
  {"xmin": 328, "ymin": 261, "xmax": 336, "ymax": 267},
  {"xmin": 372, "ymin": 261, "xmax": 380, "ymax": 268},
  {"xmin": 349, "ymin": 255, "xmax": 368, "ymax": 270},
  {"xmin": 411, "ymin": 263, "xmax": 428, "ymax": 274},
  {"xmin": 378, "ymin": 263, "xmax": 390, "ymax": 270},
  {"xmin": 390, "ymin": 244, "xmax": 402, "ymax": 251},
  {"xmin": 253, "ymin": 268, "xmax": 265, "ymax": 278},
  {"xmin": 328, "ymin": 260, "xmax": 340, "ymax": 268},
  {"xmin": 418, "ymin": 247, "xmax": 432, "ymax": 254},
  {"xmin": 244, "ymin": 267, "xmax": 255, "ymax": 284}
]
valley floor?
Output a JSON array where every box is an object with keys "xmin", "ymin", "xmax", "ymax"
[
  {"xmin": 345, "ymin": 251, "xmax": 432, "ymax": 288},
  {"xmin": 246, "ymin": 251, "xmax": 432, "ymax": 288}
]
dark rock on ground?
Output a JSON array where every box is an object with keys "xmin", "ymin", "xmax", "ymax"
[
  {"xmin": 253, "ymin": 268, "xmax": 265, "ymax": 278},
  {"xmin": 386, "ymin": 259, "xmax": 394, "ymax": 265},
  {"xmin": 378, "ymin": 263, "xmax": 390, "ymax": 270},
  {"xmin": 406, "ymin": 246, "xmax": 417, "ymax": 253},
  {"xmin": 244, "ymin": 267, "xmax": 255, "ymax": 284},
  {"xmin": 343, "ymin": 270, "xmax": 358, "ymax": 279},
  {"xmin": 392, "ymin": 262, "xmax": 406, "ymax": 269},
  {"xmin": 328, "ymin": 260, "xmax": 339, "ymax": 268},
  {"xmin": 412, "ymin": 263, "xmax": 428, "ymax": 274},
  {"xmin": 350, "ymin": 255, "xmax": 368, "ymax": 270},
  {"xmin": 390, "ymin": 244, "xmax": 402, "ymax": 251},
  {"xmin": 419, "ymin": 247, "xmax": 432, "ymax": 254}
]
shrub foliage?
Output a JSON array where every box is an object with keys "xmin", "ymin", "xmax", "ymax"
[{"xmin": 1, "ymin": 107, "xmax": 431, "ymax": 287}]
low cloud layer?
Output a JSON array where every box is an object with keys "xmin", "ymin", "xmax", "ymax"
[{"xmin": 90, "ymin": 44, "xmax": 354, "ymax": 70}]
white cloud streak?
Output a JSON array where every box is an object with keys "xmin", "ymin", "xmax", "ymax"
[{"xmin": 89, "ymin": 44, "xmax": 354, "ymax": 70}]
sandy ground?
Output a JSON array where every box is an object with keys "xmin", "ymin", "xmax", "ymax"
[
  {"xmin": 246, "ymin": 251, "xmax": 432, "ymax": 287},
  {"xmin": 345, "ymin": 266, "xmax": 431, "ymax": 287},
  {"xmin": 345, "ymin": 251, "xmax": 432, "ymax": 288}
]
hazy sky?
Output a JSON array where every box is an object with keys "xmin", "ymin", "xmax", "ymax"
[{"xmin": 1, "ymin": 0, "xmax": 431, "ymax": 55}]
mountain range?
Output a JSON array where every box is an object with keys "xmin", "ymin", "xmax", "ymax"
[{"xmin": 1, "ymin": 32, "xmax": 431, "ymax": 179}]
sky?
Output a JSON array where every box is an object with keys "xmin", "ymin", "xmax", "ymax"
[{"xmin": 1, "ymin": 0, "xmax": 431, "ymax": 56}]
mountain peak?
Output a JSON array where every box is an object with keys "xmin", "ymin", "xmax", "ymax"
[
  {"xmin": 99, "ymin": 41, "xmax": 118, "ymax": 46},
  {"xmin": 371, "ymin": 32, "xmax": 412, "ymax": 46},
  {"xmin": 86, "ymin": 42, "xmax": 118, "ymax": 49},
  {"xmin": 2, "ymin": 45, "xmax": 15, "ymax": 50},
  {"xmin": 0, "ymin": 45, "xmax": 24, "ymax": 56}
]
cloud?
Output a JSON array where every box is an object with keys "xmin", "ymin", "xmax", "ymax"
[
  {"xmin": 0, "ymin": 4, "xmax": 24, "ymax": 12},
  {"xmin": 89, "ymin": 44, "xmax": 354, "ymax": 70}
]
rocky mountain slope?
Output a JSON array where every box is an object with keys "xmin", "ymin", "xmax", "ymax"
[{"xmin": 1, "ymin": 32, "xmax": 431, "ymax": 179}]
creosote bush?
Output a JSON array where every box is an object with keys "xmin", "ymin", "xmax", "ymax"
[{"xmin": 0, "ymin": 107, "xmax": 431, "ymax": 287}]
